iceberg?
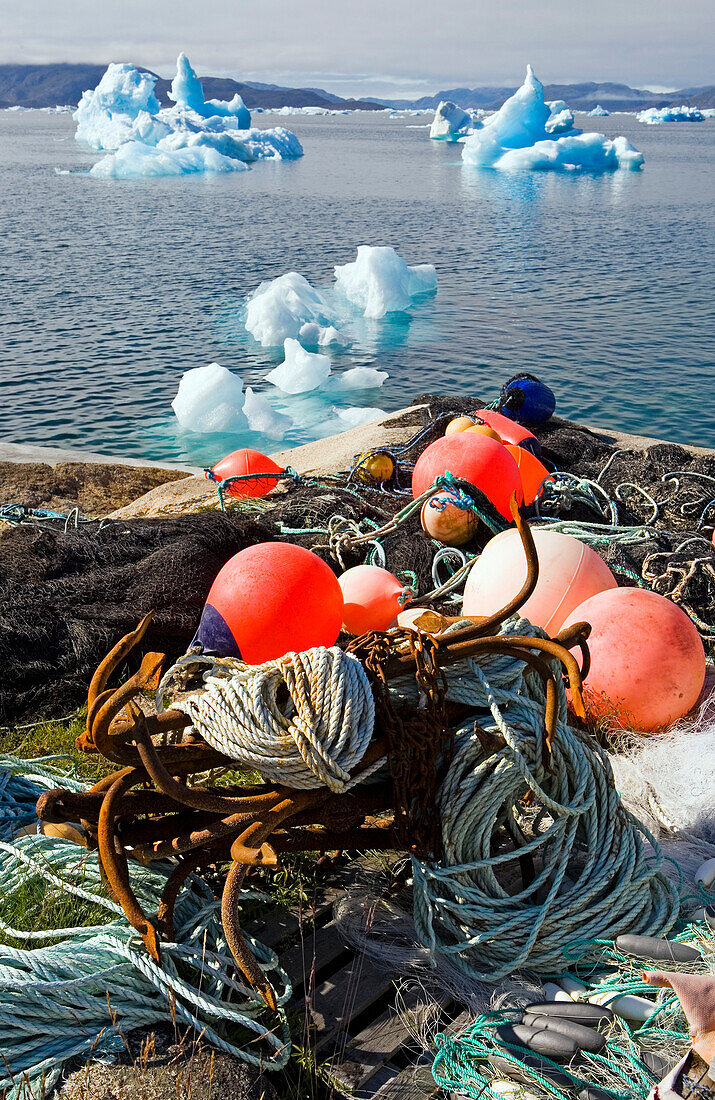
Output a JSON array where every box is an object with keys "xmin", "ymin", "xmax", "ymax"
[
  {"xmin": 430, "ymin": 101, "xmax": 474, "ymax": 140},
  {"xmin": 461, "ymin": 66, "xmax": 643, "ymax": 172},
  {"xmin": 637, "ymin": 105, "xmax": 705, "ymax": 124},
  {"xmin": 330, "ymin": 366, "xmax": 388, "ymax": 390},
  {"xmin": 546, "ymin": 100, "xmax": 576, "ymax": 134},
  {"xmin": 589, "ymin": 105, "xmax": 610, "ymax": 117},
  {"xmin": 242, "ymin": 386, "xmax": 292, "ymax": 440},
  {"xmin": 334, "ymin": 245, "xmax": 437, "ymax": 319},
  {"xmin": 265, "ymin": 339, "xmax": 332, "ymax": 393},
  {"xmin": 172, "ymin": 363, "xmax": 248, "ymax": 433},
  {"xmin": 245, "ymin": 272, "xmax": 346, "ymax": 348},
  {"xmin": 169, "ymin": 53, "xmax": 251, "ymax": 126},
  {"xmin": 74, "ymin": 54, "xmax": 303, "ymax": 177}
]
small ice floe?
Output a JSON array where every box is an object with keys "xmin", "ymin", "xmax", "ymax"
[
  {"xmin": 545, "ymin": 100, "xmax": 577, "ymax": 134},
  {"xmin": 335, "ymin": 407, "xmax": 386, "ymax": 428},
  {"xmin": 429, "ymin": 101, "xmax": 474, "ymax": 140},
  {"xmin": 172, "ymin": 363, "xmax": 248, "ymax": 433},
  {"xmin": 264, "ymin": 339, "xmax": 332, "ymax": 393},
  {"xmin": 637, "ymin": 105, "xmax": 706, "ymax": 124},
  {"xmin": 171, "ymin": 362, "xmax": 293, "ymax": 439},
  {"xmin": 334, "ymin": 245, "xmax": 437, "ymax": 319},
  {"xmin": 461, "ymin": 66, "xmax": 643, "ymax": 172},
  {"xmin": 74, "ymin": 53, "xmax": 303, "ymax": 178},
  {"xmin": 589, "ymin": 105, "xmax": 610, "ymax": 117},
  {"xmin": 245, "ymin": 272, "xmax": 347, "ymax": 348},
  {"xmin": 329, "ymin": 366, "xmax": 388, "ymax": 390}
]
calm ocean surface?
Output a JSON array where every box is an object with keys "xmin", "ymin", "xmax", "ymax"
[{"xmin": 0, "ymin": 109, "xmax": 713, "ymax": 464}]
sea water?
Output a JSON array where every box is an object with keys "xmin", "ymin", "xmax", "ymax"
[{"xmin": 0, "ymin": 109, "xmax": 713, "ymax": 465}]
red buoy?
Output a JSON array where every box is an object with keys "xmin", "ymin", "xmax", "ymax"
[
  {"xmin": 412, "ymin": 434, "xmax": 523, "ymax": 520},
  {"xmin": 339, "ymin": 565, "xmax": 410, "ymax": 635},
  {"xmin": 561, "ymin": 588, "xmax": 706, "ymax": 732},
  {"xmin": 504, "ymin": 445, "xmax": 552, "ymax": 506},
  {"xmin": 194, "ymin": 542, "xmax": 343, "ymax": 664},
  {"xmin": 208, "ymin": 448, "xmax": 284, "ymax": 499},
  {"xmin": 474, "ymin": 409, "xmax": 539, "ymax": 453}
]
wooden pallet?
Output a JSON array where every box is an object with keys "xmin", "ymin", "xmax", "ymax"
[{"xmin": 247, "ymin": 867, "xmax": 470, "ymax": 1100}]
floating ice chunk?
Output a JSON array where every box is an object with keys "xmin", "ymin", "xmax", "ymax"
[
  {"xmin": 74, "ymin": 63, "xmax": 160, "ymax": 150},
  {"xmin": 169, "ymin": 53, "xmax": 252, "ymax": 127},
  {"xmin": 589, "ymin": 105, "xmax": 610, "ymax": 117},
  {"xmin": 74, "ymin": 56, "xmax": 302, "ymax": 176},
  {"xmin": 334, "ymin": 245, "xmax": 437, "ymax": 320},
  {"xmin": 637, "ymin": 105, "xmax": 705, "ymax": 124},
  {"xmin": 497, "ymin": 132, "xmax": 644, "ymax": 172},
  {"xmin": 299, "ymin": 322, "xmax": 349, "ymax": 347},
  {"xmin": 462, "ymin": 65, "xmax": 643, "ymax": 172},
  {"xmin": 89, "ymin": 140, "xmax": 251, "ymax": 177},
  {"xmin": 330, "ymin": 366, "xmax": 388, "ymax": 390},
  {"xmin": 243, "ymin": 386, "xmax": 292, "ymax": 440},
  {"xmin": 430, "ymin": 101, "xmax": 473, "ymax": 140},
  {"xmin": 336, "ymin": 407, "xmax": 386, "ymax": 428},
  {"xmin": 246, "ymin": 272, "xmax": 345, "ymax": 348},
  {"xmin": 546, "ymin": 100, "xmax": 576, "ymax": 134},
  {"xmin": 265, "ymin": 338, "xmax": 332, "ymax": 393},
  {"xmin": 172, "ymin": 363, "xmax": 248, "ymax": 433}
]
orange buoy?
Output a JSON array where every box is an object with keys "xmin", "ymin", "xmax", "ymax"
[
  {"xmin": 445, "ymin": 416, "xmax": 476, "ymax": 435},
  {"xmin": 339, "ymin": 565, "xmax": 410, "ymax": 635},
  {"xmin": 193, "ymin": 542, "xmax": 343, "ymax": 663},
  {"xmin": 561, "ymin": 588, "xmax": 706, "ymax": 732},
  {"xmin": 474, "ymin": 409, "xmax": 540, "ymax": 454},
  {"xmin": 208, "ymin": 448, "xmax": 284, "ymax": 499},
  {"xmin": 504, "ymin": 445, "xmax": 552, "ymax": 506},
  {"xmin": 463, "ymin": 424, "xmax": 502, "ymax": 441},
  {"xmin": 421, "ymin": 492, "xmax": 479, "ymax": 546},
  {"xmin": 412, "ymin": 434, "xmax": 523, "ymax": 520},
  {"xmin": 462, "ymin": 528, "xmax": 617, "ymax": 634}
]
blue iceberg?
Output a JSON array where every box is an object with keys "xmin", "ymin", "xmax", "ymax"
[
  {"xmin": 461, "ymin": 66, "xmax": 643, "ymax": 172},
  {"xmin": 637, "ymin": 105, "xmax": 706, "ymax": 124},
  {"xmin": 74, "ymin": 53, "xmax": 303, "ymax": 178}
]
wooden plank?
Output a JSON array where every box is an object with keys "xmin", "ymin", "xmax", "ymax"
[
  {"xmin": 281, "ymin": 919, "xmax": 350, "ymax": 992},
  {"xmin": 369, "ymin": 1063, "xmax": 439, "ymax": 1100},
  {"xmin": 300, "ymin": 954, "xmax": 395, "ymax": 1048},
  {"xmin": 327, "ymin": 992, "xmax": 447, "ymax": 1092}
]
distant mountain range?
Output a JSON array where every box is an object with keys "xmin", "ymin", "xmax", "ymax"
[
  {"xmin": 0, "ymin": 63, "xmax": 713, "ymax": 113},
  {"xmin": 368, "ymin": 81, "xmax": 715, "ymax": 111},
  {"xmin": 0, "ymin": 64, "xmax": 383, "ymax": 111}
]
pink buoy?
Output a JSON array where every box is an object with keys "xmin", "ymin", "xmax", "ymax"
[
  {"xmin": 412, "ymin": 434, "xmax": 523, "ymax": 521},
  {"xmin": 420, "ymin": 492, "xmax": 478, "ymax": 546},
  {"xmin": 561, "ymin": 588, "xmax": 706, "ymax": 732},
  {"xmin": 194, "ymin": 542, "xmax": 343, "ymax": 664},
  {"xmin": 462, "ymin": 528, "xmax": 617, "ymax": 634},
  {"xmin": 339, "ymin": 565, "xmax": 411, "ymax": 635},
  {"xmin": 473, "ymin": 408, "xmax": 539, "ymax": 452},
  {"xmin": 208, "ymin": 448, "xmax": 284, "ymax": 499}
]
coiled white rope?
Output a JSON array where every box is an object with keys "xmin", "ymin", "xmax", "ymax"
[{"xmin": 174, "ymin": 646, "xmax": 376, "ymax": 792}]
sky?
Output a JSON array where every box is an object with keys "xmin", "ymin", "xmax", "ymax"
[{"xmin": 0, "ymin": 0, "xmax": 712, "ymax": 97}]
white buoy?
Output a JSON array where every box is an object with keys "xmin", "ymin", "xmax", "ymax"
[
  {"xmin": 588, "ymin": 991, "xmax": 656, "ymax": 1022},
  {"xmin": 695, "ymin": 858, "xmax": 715, "ymax": 891}
]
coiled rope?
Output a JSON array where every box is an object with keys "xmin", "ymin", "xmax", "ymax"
[
  {"xmin": 0, "ymin": 827, "xmax": 291, "ymax": 1100},
  {"xmin": 169, "ymin": 646, "xmax": 376, "ymax": 792},
  {"xmin": 411, "ymin": 624, "xmax": 679, "ymax": 982}
]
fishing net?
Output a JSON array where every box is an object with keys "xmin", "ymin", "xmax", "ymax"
[{"xmin": 1, "ymin": 396, "xmax": 713, "ymax": 725}]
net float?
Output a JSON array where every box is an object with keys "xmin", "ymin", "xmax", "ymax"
[
  {"xmin": 462, "ymin": 528, "xmax": 617, "ymax": 634},
  {"xmin": 339, "ymin": 564, "xmax": 411, "ymax": 635},
  {"xmin": 521, "ymin": 1015, "xmax": 606, "ymax": 1054},
  {"xmin": 193, "ymin": 542, "xmax": 343, "ymax": 663},
  {"xmin": 504, "ymin": 445, "xmax": 551, "ymax": 506},
  {"xmin": 444, "ymin": 415, "xmax": 476, "ymax": 435},
  {"xmin": 499, "ymin": 373, "xmax": 556, "ymax": 425},
  {"xmin": 561, "ymin": 588, "xmax": 706, "ymax": 731},
  {"xmin": 207, "ymin": 448, "xmax": 284, "ymax": 499},
  {"xmin": 420, "ymin": 491, "xmax": 479, "ymax": 546},
  {"xmin": 412, "ymin": 434, "xmax": 523, "ymax": 521},
  {"xmin": 474, "ymin": 408, "xmax": 541, "ymax": 454},
  {"xmin": 354, "ymin": 450, "xmax": 394, "ymax": 484}
]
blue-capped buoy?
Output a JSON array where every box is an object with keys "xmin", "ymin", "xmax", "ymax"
[
  {"xmin": 498, "ymin": 374, "xmax": 556, "ymax": 426},
  {"xmin": 192, "ymin": 542, "xmax": 344, "ymax": 663}
]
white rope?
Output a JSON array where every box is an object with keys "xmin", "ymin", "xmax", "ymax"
[{"xmin": 174, "ymin": 647, "xmax": 376, "ymax": 792}]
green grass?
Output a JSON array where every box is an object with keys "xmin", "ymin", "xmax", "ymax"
[{"xmin": 0, "ymin": 709, "xmax": 115, "ymax": 782}]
